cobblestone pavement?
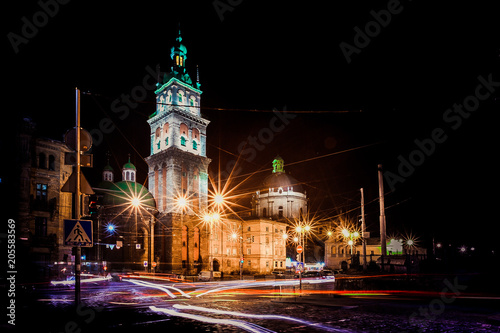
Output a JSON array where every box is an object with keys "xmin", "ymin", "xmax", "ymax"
[
  {"xmin": 162, "ymin": 295, "xmax": 500, "ymax": 333},
  {"xmin": 12, "ymin": 281, "xmax": 500, "ymax": 333}
]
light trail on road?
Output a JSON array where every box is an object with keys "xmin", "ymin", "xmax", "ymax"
[
  {"xmin": 172, "ymin": 304, "xmax": 350, "ymax": 332},
  {"xmin": 150, "ymin": 305, "xmax": 276, "ymax": 333},
  {"xmin": 150, "ymin": 305, "xmax": 350, "ymax": 333},
  {"xmin": 123, "ymin": 278, "xmax": 191, "ymax": 298},
  {"xmin": 50, "ymin": 275, "xmax": 112, "ymax": 286},
  {"xmin": 192, "ymin": 279, "xmax": 305, "ymax": 297}
]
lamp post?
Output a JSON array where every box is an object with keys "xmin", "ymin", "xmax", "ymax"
[
  {"xmin": 294, "ymin": 223, "xmax": 311, "ymax": 292},
  {"xmin": 204, "ymin": 211, "xmax": 220, "ymax": 281},
  {"xmin": 131, "ymin": 196, "xmax": 158, "ymax": 273},
  {"xmin": 341, "ymin": 228, "xmax": 360, "ymax": 268},
  {"xmin": 231, "ymin": 230, "xmax": 244, "ymax": 280}
]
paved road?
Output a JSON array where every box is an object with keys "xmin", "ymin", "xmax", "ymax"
[{"xmin": 8, "ymin": 277, "xmax": 500, "ymax": 332}]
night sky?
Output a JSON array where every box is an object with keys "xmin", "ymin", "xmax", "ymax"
[{"xmin": 4, "ymin": 1, "xmax": 499, "ymax": 249}]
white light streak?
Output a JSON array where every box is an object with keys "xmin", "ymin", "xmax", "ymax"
[
  {"xmin": 123, "ymin": 279, "xmax": 191, "ymax": 298},
  {"xmin": 150, "ymin": 306, "xmax": 272, "ymax": 333},
  {"xmin": 51, "ymin": 275, "xmax": 112, "ymax": 286}
]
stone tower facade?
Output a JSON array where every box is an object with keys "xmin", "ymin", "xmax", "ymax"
[
  {"xmin": 145, "ymin": 30, "xmax": 211, "ymax": 274},
  {"xmin": 146, "ymin": 29, "xmax": 210, "ymax": 215}
]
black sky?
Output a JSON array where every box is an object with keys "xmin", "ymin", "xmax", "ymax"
[{"xmin": 3, "ymin": 0, "xmax": 499, "ymax": 248}]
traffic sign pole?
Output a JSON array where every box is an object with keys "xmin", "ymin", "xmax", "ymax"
[{"xmin": 75, "ymin": 87, "xmax": 81, "ymax": 307}]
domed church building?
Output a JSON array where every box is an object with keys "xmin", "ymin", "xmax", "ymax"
[
  {"xmin": 252, "ymin": 156, "xmax": 307, "ymax": 220},
  {"xmin": 93, "ymin": 157, "xmax": 157, "ymax": 271}
]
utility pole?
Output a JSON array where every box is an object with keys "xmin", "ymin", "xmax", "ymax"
[
  {"xmin": 360, "ymin": 188, "xmax": 367, "ymax": 271},
  {"xmin": 74, "ymin": 87, "xmax": 81, "ymax": 307},
  {"xmin": 378, "ymin": 164, "xmax": 387, "ymax": 271}
]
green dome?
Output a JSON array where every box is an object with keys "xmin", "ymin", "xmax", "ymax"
[
  {"xmin": 103, "ymin": 163, "xmax": 114, "ymax": 172},
  {"xmin": 102, "ymin": 181, "xmax": 156, "ymax": 209},
  {"xmin": 96, "ymin": 180, "xmax": 116, "ymax": 190},
  {"xmin": 122, "ymin": 157, "xmax": 136, "ymax": 171}
]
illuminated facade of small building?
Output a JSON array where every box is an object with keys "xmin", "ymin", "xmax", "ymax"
[{"xmin": 324, "ymin": 236, "xmax": 427, "ymax": 272}]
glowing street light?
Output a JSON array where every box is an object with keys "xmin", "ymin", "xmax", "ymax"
[
  {"xmin": 214, "ymin": 194, "xmax": 224, "ymax": 206},
  {"xmin": 177, "ymin": 196, "xmax": 188, "ymax": 211},
  {"xmin": 107, "ymin": 224, "xmax": 115, "ymax": 232},
  {"xmin": 130, "ymin": 197, "xmax": 141, "ymax": 210},
  {"xmin": 203, "ymin": 211, "xmax": 220, "ymax": 224},
  {"xmin": 341, "ymin": 228, "xmax": 360, "ymax": 255}
]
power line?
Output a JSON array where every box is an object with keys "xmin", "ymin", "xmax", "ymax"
[{"xmin": 82, "ymin": 91, "xmax": 362, "ymax": 114}]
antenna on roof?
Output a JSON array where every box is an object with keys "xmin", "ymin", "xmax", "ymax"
[{"xmin": 156, "ymin": 64, "xmax": 161, "ymax": 85}]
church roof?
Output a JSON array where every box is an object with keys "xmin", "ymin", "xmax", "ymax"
[
  {"xmin": 96, "ymin": 180, "xmax": 116, "ymax": 191},
  {"xmin": 122, "ymin": 156, "xmax": 136, "ymax": 171},
  {"xmin": 261, "ymin": 156, "xmax": 305, "ymax": 194},
  {"xmin": 262, "ymin": 172, "xmax": 305, "ymax": 194},
  {"xmin": 103, "ymin": 163, "xmax": 114, "ymax": 172},
  {"xmin": 101, "ymin": 181, "xmax": 156, "ymax": 209}
]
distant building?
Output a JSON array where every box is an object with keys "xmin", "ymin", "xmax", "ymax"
[
  {"xmin": 16, "ymin": 117, "xmax": 75, "ymax": 279},
  {"xmin": 325, "ymin": 236, "xmax": 427, "ymax": 272}
]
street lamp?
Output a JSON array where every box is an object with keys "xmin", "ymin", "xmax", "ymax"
[
  {"xmin": 293, "ymin": 222, "xmax": 312, "ymax": 292},
  {"xmin": 204, "ymin": 210, "xmax": 221, "ymax": 280},
  {"xmin": 131, "ymin": 197, "xmax": 141, "ymax": 208},
  {"xmin": 341, "ymin": 229, "xmax": 360, "ymax": 254}
]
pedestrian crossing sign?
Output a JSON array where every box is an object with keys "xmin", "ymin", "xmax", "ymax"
[{"xmin": 64, "ymin": 219, "xmax": 93, "ymax": 247}]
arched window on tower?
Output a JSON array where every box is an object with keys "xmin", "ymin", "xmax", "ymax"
[
  {"xmin": 48, "ymin": 155, "xmax": 55, "ymax": 171},
  {"xmin": 155, "ymin": 127, "xmax": 162, "ymax": 151},
  {"xmin": 180, "ymin": 123, "xmax": 188, "ymax": 147},
  {"xmin": 39, "ymin": 153, "xmax": 46, "ymax": 169},
  {"xmin": 192, "ymin": 128, "xmax": 199, "ymax": 140},
  {"xmin": 278, "ymin": 206, "xmax": 283, "ymax": 218},
  {"xmin": 178, "ymin": 90, "xmax": 184, "ymax": 105},
  {"xmin": 164, "ymin": 123, "xmax": 170, "ymax": 146}
]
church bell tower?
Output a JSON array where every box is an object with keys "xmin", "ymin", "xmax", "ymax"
[{"xmin": 145, "ymin": 29, "xmax": 210, "ymax": 215}]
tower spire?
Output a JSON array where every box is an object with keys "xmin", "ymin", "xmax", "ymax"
[
  {"xmin": 169, "ymin": 24, "xmax": 191, "ymax": 85},
  {"xmin": 196, "ymin": 65, "xmax": 201, "ymax": 89}
]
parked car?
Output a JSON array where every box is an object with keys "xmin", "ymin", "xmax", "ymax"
[
  {"xmin": 198, "ymin": 271, "xmax": 211, "ymax": 281},
  {"xmin": 198, "ymin": 271, "xmax": 221, "ymax": 281},
  {"xmin": 320, "ymin": 269, "xmax": 336, "ymax": 280},
  {"xmin": 271, "ymin": 270, "xmax": 286, "ymax": 278}
]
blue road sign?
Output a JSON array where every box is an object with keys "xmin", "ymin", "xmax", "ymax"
[{"xmin": 64, "ymin": 219, "xmax": 93, "ymax": 247}]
